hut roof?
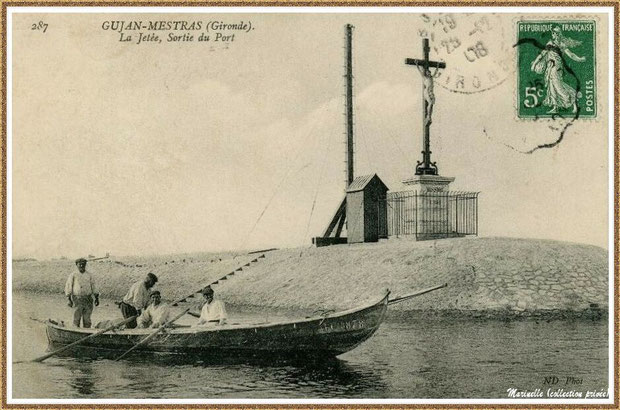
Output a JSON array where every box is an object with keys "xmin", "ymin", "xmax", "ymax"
[{"xmin": 346, "ymin": 174, "xmax": 388, "ymax": 193}]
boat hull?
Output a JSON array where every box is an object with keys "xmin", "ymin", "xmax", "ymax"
[{"xmin": 45, "ymin": 292, "xmax": 389, "ymax": 358}]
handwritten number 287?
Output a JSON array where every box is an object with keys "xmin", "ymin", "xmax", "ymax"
[{"xmin": 31, "ymin": 21, "xmax": 48, "ymax": 33}]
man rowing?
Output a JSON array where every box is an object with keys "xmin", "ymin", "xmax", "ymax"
[
  {"xmin": 136, "ymin": 290, "xmax": 171, "ymax": 328},
  {"xmin": 119, "ymin": 272, "xmax": 158, "ymax": 329},
  {"xmin": 195, "ymin": 286, "xmax": 227, "ymax": 326}
]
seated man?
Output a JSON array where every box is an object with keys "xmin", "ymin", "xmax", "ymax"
[
  {"xmin": 137, "ymin": 290, "xmax": 171, "ymax": 328},
  {"xmin": 195, "ymin": 286, "xmax": 227, "ymax": 326}
]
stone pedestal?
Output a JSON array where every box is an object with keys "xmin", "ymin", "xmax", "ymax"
[
  {"xmin": 401, "ymin": 174, "xmax": 456, "ymax": 239},
  {"xmin": 401, "ymin": 174, "xmax": 455, "ymax": 192}
]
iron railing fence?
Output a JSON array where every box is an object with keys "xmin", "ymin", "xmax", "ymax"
[{"xmin": 379, "ymin": 191, "xmax": 479, "ymax": 239}]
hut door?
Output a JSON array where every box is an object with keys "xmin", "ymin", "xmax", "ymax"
[{"xmin": 377, "ymin": 196, "xmax": 388, "ymax": 239}]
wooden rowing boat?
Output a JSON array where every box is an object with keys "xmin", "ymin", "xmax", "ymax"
[{"xmin": 45, "ymin": 291, "xmax": 390, "ymax": 359}]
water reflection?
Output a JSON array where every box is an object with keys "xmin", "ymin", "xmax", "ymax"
[
  {"xmin": 50, "ymin": 349, "xmax": 386, "ymax": 398},
  {"xmin": 63, "ymin": 359, "xmax": 98, "ymax": 396},
  {"xmin": 262, "ymin": 358, "xmax": 387, "ymax": 397},
  {"xmin": 12, "ymin": 291, "xmax": 609, "ymax": 399}
]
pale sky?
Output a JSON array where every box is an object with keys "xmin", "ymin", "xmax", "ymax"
[{"xmin": 11, "ymin": 12, "xmax": 610, "ymax": 259}]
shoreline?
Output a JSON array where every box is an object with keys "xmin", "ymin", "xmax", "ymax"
[
  {"xmin": 12, "ymin": 237, "xmax": 609, "ymax": 320},
  {"xmin": 12, "ymin": 288, "xmax": 608, "ymax": 322}
]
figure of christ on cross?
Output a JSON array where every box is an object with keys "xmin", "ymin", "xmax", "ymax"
[
  {"xmin": 405, "ymin": 38, "xmax": 447, "ymax": 176},
  {"xmin": 417, "ymin": 66, "xmax": 438, "ymax": 126}
]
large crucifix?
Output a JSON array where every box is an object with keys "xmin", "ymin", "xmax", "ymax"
[{"xmin": 405, "ymin": 38, "xmax": 446, "ymax": 176}]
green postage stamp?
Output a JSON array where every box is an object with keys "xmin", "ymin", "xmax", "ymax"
[{"xmin": 517, "ymin": 20, "xmax": 596, "ymax": 119}]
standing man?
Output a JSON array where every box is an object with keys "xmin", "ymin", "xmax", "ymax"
[
  {"xmin": 120, "ymin": 272, "xmax": 158, "ymax": 329},
  {"xmin": 64, "ymin": 258, "xmax": 99, "ymax": 328},
  {"xmin": 195, "ymin": 286, "xmax": 227, "ymax": 326}
]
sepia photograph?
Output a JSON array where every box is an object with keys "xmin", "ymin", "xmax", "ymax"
[{"xmin": 2, "ymin": 4, "xmax": 616, "ymax": 405}]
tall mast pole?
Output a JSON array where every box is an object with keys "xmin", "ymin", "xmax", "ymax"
[{"xmin": 345, "ymin": 24, "xmax": 354, "ymax": 187}]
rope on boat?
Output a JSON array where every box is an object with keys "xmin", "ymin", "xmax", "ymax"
[
  {"xmin": 300, "ymin": 114, "xmax": 337, "ymax": 253},
  {"xmin": 237, "ymin": 110, "xmax": 328, "ymax": 254},
  {"xmin": 170, "ymin": 253, "xmax": 267, "ymax": 307}
]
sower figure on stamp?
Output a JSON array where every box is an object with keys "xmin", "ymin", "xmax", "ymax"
[
  {"xmin": 64, "ymin": 258, "xmax": 99, "ymax": 328},
  {"xmin": 530, "ymin": 26, "xmax": 586, "ymax": 114}
]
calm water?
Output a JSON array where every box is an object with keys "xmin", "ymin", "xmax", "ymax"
[{"xmin": 11, "ymin": 291, "xmax": 609, "ymax": 399}]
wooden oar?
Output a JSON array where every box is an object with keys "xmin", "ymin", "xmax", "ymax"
[
  {"xmin": 114, "ymin": 308, "xmax": 189, "ymax": 361},
  {"xmin": 388, "ymin": 283, "xmax": 448, "ymax": 305},
  {"xmin": 20, "ymin": 316, "xmax": 137, "ymax": 364}
]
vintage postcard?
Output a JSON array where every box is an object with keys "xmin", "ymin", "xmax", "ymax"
[{"xmin": 1, "ymin": 3, "xmax": 617, "ymax": 406}]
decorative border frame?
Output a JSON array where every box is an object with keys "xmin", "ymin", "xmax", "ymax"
[{"xmin": 0, "ymin": 1, "xmax": 617, "ymax": 408}]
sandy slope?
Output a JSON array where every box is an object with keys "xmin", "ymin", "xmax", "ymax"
[{"xmin": 12, "ymin": 237, "xmax": 608, "ymax": 316}]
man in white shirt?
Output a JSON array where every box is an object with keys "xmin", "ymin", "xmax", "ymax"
[
  {"xmin": 120, "ymin": 272, "xmax": 158, "ymax": 329},
  {"xmin": 137, "ymin": 290, "xmax": 171, "ymax": 328},
  {"xmin": 196, "ymin": 286, "xmax": 227, "ymax": 326},
  {"xmin": 64, "ymin": 258, "xmax": 99, "ymax": 328}
]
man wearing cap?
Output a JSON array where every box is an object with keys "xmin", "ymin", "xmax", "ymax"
[
  {"xmin": 64, "ymin": 258, "xmax": 99, "ymax": 328},
  {"xmin": 120, "ymin": 272, "xmax": 158, "ymax": 329},
  {"xmin": 137, "ymin": 290, "xmax": 171, "ymax": 328},
  {"xmin": 196, "ymin": 286, "xmax": 227, "ymax": 326}
]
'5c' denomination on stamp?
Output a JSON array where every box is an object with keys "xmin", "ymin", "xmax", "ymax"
[{"xmin": 516, "ymin": 20, "xmax": 596, "ymax": 119}]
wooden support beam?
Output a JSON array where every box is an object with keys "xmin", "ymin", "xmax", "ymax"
[
  {"xmin": 322, "ymin": 198, "xmax": 346, "ymax": 237},
  {"xmin": 335, "ymin": 209, "xmax": 347, "ymax": 238}
]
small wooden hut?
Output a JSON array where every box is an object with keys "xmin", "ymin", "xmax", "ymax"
[{"xmin": 346, "ymin": 174, "xmax": 389, "ymax": 243}]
